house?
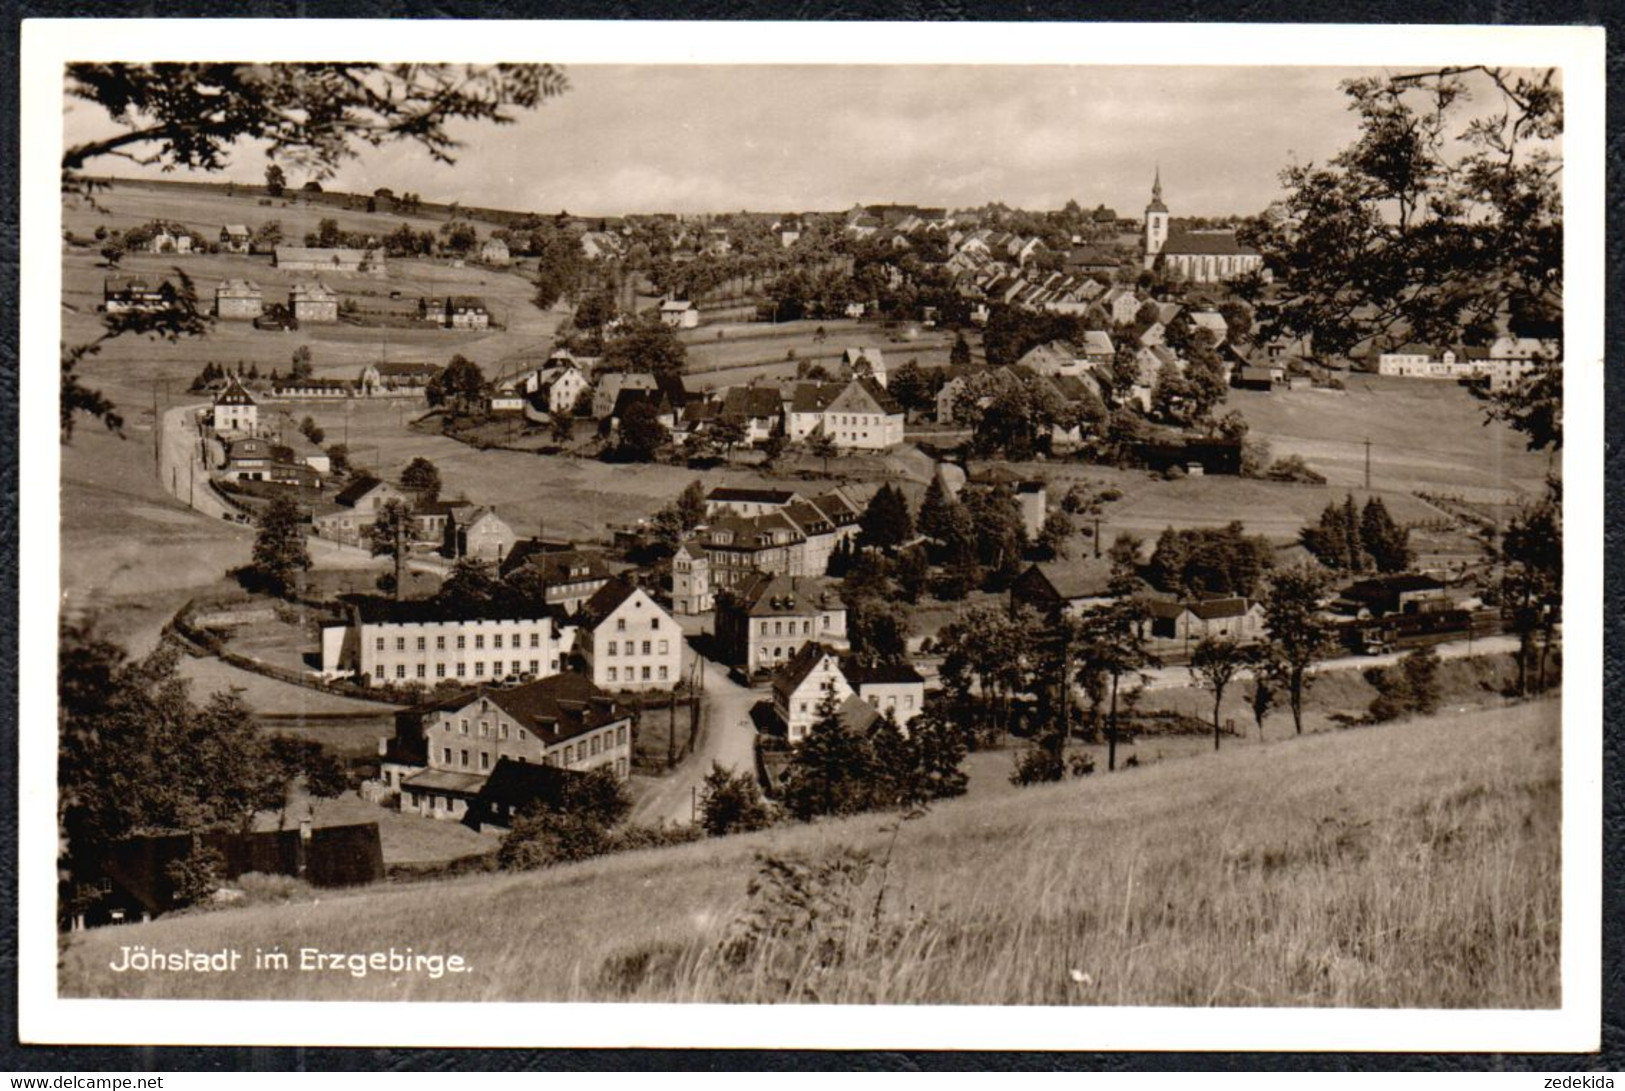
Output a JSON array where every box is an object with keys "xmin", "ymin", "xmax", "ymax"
[
  {"xmin": 479, "ymin": 237, "xmax": 511, "ymax": 267},
  {"xmin": 213, "ymin": 279, "xmax": 264, "ymax": 320},
  {"xmin": 818, "ymin": 378, "xmax": 905, "ymax": 451},
  {"xmin": 274, "ymin": 247, "xmax": 384, "ymax": 274},
  {"xmin": 842, "ymin": 658, "xmax": 927, "ymax": 728},
  {"xmin": 219, "ymin": 224, "xmax": 252, "ymax": 254},
  {"xmin": 1080, "ymin": 330, "xmax": 1115, "ymax": 365},
  {"xmin": 1233, "ymin": 365, "xmax": 1285, "ymax": 391},
  {"xmin": 1141, "ymin": 596, "xmax": 1266, "ymax": 649},
  {"xmin": 671, "ymin": 540, "xmax": 714, "ymax": 615},
  {"xmin": 211, "ymin": 376, "xmax": 259, "ymax": 436},
  {"xmin": 383, "ymin": 676, "xmax": 631, "ymax": 823},
  {"xmin": 289, "ymin": 281, "xmax": 339, "ymax": 324},
  {"xmin": 444, "ymin": 297, "xmax": 491, "ymax": 330},
  {"xmin": 705, "ymin": 486, "xmax": 798, "ymax": 519},
  {"xmin": 1016, "ymin": 341, "xmax": 1089, "ymax": 379},
  {"xmin": 357, "ymin": 361, "xmax": 441, "ymax": 396},
  {"xmin": 145, "ymin": 228, "xmax": 192, "ymax": 255},
  {"xmin": 591, "ymin": 372, "xmax": 658, "ymax": 420},
  {"xmin": 573, "ymin": 578, "xmax": 683, "ymax": 691},
  {"xmin": 1064, "ymin": 245, "xmax": 1120, "ymax": 276},
  {"xmin": 771, "ymin": 643, "xmax": 852, "ymax": 742},
  {"xmin": 1339, "ymin": 574, "xmax": 1450, "ymax": 618},
  {"xmin": 407, "ymin": 498, "xmax": 464, "ymax": 548},
  {"xmin": 1009, "ymin": 558, "xmax": 1116, "ymax": 620},
  {"xmin": 963, "ymin": 465, "xmax": 1048, "ymax": 541},
  {"xmin": 310, "ymin": 476, "xmax": 409, "ymax": 545},
  {"xmin": 271, "ymin": 377, "xmax": 353, "ymax": 400},
  {"xmin": 714, "ymin": 573, "xmax": 848, "ymax": 675},
  {"xmin": 1103, "ymin": 286, "xmax": 1143, "ymax": 326},
  {"xmin": 693, "ymin": 512, "xmax": 807, "ymax": 591},
  {"xmin": 780, "ymin": 493, "xmax": 862, "ymax": 576},
  {"xmin": 719, "ymin": 385, "xmax": 784, "ymax": 444},
  {"xmin": 219, "ymin": 436, "xmax": 273, "ymax": 480},
  {"xmin": 785, "ymin": 382, "xmax": 846, "ymax": 441},
  {"xmin": 659, "ymin": 299, "xmax": 700, "ymax": 329},
  {"xmin": 500, "ymin": 541, "xmax": 613, "ymax": 613},
  {"xmin": 452, "ymin": 507, "xmax": 517, "ymax": 563},
  {"xmin": 320, "ymin": 596, "xmax": 573, "ymax": 687},
  {"xmin": 1189, "ymin": 310, "xmax": 1229, "ymax": 346},
  {"xmin": 102, "ymin": 275, "xmax": 179, "ymax": 314},
  {"xmin": 1482, "ymin": 336, "xmax": 1556, "ymax": 391},
  {"xmin": 525, "ymin": 363, "xmax": 591, "ymax": 417},
  {"xmin": 840, "ymin": 347, "xmax": 888, "ymax": 387}
]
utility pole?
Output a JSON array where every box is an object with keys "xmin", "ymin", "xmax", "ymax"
[{"xmin": 1363, "ymin": 437, "xmax": 1372, "ymax": 491}]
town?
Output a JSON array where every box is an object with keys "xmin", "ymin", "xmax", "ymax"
[{"xmin": 53, "ymin": 60, "xmax": 1564, "ymax": 1011}]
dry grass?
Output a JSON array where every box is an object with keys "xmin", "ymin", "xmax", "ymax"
[{"xmin": 60, "ymin": 699, "xmax": 1559, "ymax": 1007}]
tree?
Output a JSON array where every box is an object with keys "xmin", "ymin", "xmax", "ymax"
[
  {"xmin": 1360, "ymin": 496, "xmax": 1412, "ymax": 573},
  {"xmin": 888, "ymin": 360, "xmax": 935, "ymax": 416},
  {"xmin": 1255, "ymin": 67, "xmax": 1560, "ymax": 363},
  {"xmin": 250, "ymin": 496, "xmax": 311, "ymax": 598},
  {"xmin": 1369, "ymin": 645, "xmax": 1442, "ymax": 723},
  {"xmin": 289, "ymin": 346, "xmax": 314, "ymax": 382},
  {"xmin": 1146, "ymin": 523, "xmax": 1274, "ymax": 598},
  {"xmin": 550, "ymin": 413, "xmax": 574, "ymax": 446},
  {"xmin": 1262, "ymin": 567, "xmax": 1335, "ymax": 735},
  {"xmin": 895, "ymin": 544, "xmax": 931, "ymax": 604},
  {"xmin": 781, "ymin": 693, "xmax": 875, "ymax": 821},
  {"xmin": 427, "ymin": 354, "xmax": 487, "ymax": 416},
  {"xmin": 99, "ymin": 239, "xmax": 124, "ymax": 268},
  {"xmin": 857, "ymin": 484, "xmax": 913, "ymax": 551},
  {"xmin": 615, "ymin": 400, "xmax": 668, "ymax": 463},
  {"xmin": 1078, "ymin": 600, "xmax": 1158, "ymax": 771},
  {"xmin": 698, "ymin": 762, "xmax": 774, "ymax": 837},
  {"xmin": 1189, "ymin": 637, "xmax": 1253, "ymax": 752},
  {"xmin": 950, "ymin": 332, "xmax": 972, "ymax": 368},
  {"xmin": 916, "ymin": 473, "xmax": 954, "ymax": 545},
  {"xmin": 298, "ymin": 415, "xmax": 325, "ymax": 446},
  {"xmin": 708, "ymin": 415, "xmax": 748, "ymax": 460},
  {"xmin": 436, "ymin": 557, "xmax": 504, "ymax": 614},
  {"xmin": 1035, "ymin": 509, "xmax": 1075, "ymax": 561},
  {"xmin": 367, "ymin": 499, "xmax": 415, "ymax": 603},
  {"xmin": 266, "ymin": 735, "xmax": 351, "ymax": 827},
  {"xmin": 846, "ymin": 596, "xmax": 912, "ymax": 668},
  {"xmin": 962, "ymin": 486, "xmax": 1026, "ymax": 587},
  {"xmin": 1247, "ymin": 671, "xmax": 1276, "ymax": 740},
  {"xmin": 806, "ymin": 429, "xmax": 838, "ymax": 468},
  {"xmin": 602, "ymin": 316, "xmax": 688, "ymax": 382},
  {"xmin": 401, "ymin": 457, "xmax": 442, "ymax": 503},
  {"xmin": 264, "ymin": 163, "xmax": 286, "ymax": 197},
  {"xmin": 497, "ymin": 766, "xmax": 632, "ymax": 870},
  {"xmin": 62, "ymin": 62, "xmax": 565, "ymax": 440},
  {"xmin": 325, "ymin": 443, "xmax": 351, "ymax": 477},
  {"xmin": 1499, "ymin": 478, "xmax": 1562, "ymax": 696}
]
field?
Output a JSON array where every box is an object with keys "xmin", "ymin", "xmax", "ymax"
[{"xmin": 58, "ymin": 697, "xmax": 1560, "ymax": 1006}]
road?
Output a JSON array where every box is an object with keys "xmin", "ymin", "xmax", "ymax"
[
  {"xmin": 630, "ymin": 642, "xmax": 763, "ymax": 828},
  {"xmin": 1138, "ymin": 633, "xmax": 1521, "ymax": 691},
  {"xmin": 157, "ymin": 403, "xmax": 241, "ymax": 522}
]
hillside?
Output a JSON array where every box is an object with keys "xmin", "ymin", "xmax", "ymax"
[{"xmin": 59, "ymin": 699, "xmax": 1560, "ymax": 1007}]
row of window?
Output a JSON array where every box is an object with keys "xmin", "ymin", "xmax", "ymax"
[
  {"xmin": 443, "ymin": 717, "xmax": 527, "ymax": 742},
  {"xmin": 376, "ymin": 631, "xmax": 545, "ymax": 653},
  {"xmin": 606, "ymin": 665, "xmax": 668, "ymax": 683},
  {"xmin": 605, "ymin": 639, "xmax": 669, "ymax": 656},
  {"xmin": 375, "ymin": 658, "xmax": 558, "ymax": 680},
  {"xmin": 436, "ymin": 724, "xmax": 629, "ymax": 773}
]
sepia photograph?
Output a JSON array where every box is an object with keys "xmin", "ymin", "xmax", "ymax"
[{"xmin": 19, "ymin": 20, "xmax": 1602, "ymax": 1052}]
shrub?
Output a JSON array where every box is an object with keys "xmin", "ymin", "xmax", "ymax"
[
  {"xmin": 1010, "ymin": 746, "xmax": 1065, "ymax": 786},
  {"xmin": 234, "ymin": 871, "xmax": 314, "ymax": 905},
  {"xmin": 165, "ymin": 845, "xmax": 226, "ymax": 909}
]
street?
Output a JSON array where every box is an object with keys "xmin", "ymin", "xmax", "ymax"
[{"xmin": 630, "ymin": 641, "xmax": 763, "ymax": 828}]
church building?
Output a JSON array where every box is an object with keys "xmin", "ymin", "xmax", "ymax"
[{"xmin": 1142, "ymin": 169, "xmax": 1265, "ymax": 283}]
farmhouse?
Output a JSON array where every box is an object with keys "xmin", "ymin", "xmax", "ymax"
[
  {"xmin": 102, "ymin": 275, "xmax": 180, "ymax": 314},
  {"xmin": 659, "ymin": 299, "xmax": 700, "ymax": 329},
  {"xmin": 310, "ymin": 476, "xmax": 409, "ymax": 545},
  {"xmin": 1141, "ymin": 596, "xmax": 1267, "ymax": 649},
  {"xmin": 321, "ymin": 596, "xmax": 573, "ymax": 687},
  {"xmin": 444, "ymin": 297, "xmax": 491, "ymax": 330},
  {"xmin": 357, "ymin": 361, "xmax": 441, "ymax": 396},
  {"xmin": 573, "ymin": 578, "xmax": 683, "ymax": 691},
  {"xmin": 452, "ymin": 507, "xmax": 517, "ymax": 563},
  {"xmin": 818, "ymin": 378, "xmax": 905, "ymax": 451},
  {"xmin": 592, "ymin": 372, "xmax": 659, "ymax": 420},
  {"xmin": 719, "ymin": 385, "xmax": 785, "ymax": 444},
  {"xmin": 289, "ymin": 281, "xmax": 339, "ymax": 324},
  {"xmin": 213, "ymin": 279, "xmax": 264, "ymax": 320},
  {"xmin": 219, "ymin": 224, "xmax": 252, "ymax": 254},
  {"xmin": 211, "ymin": 376, "xmax": 259, "ymax": 437},
  {"xmin": 771, "ymin": 643, "xmax": 851, "ymax": 742},
  {"xmin": 1009, "ymin": 558, "xmax": 1117, "ymax": 620},
  {"xmin": 274, "ymin": 246, "xmax": 384, "ymax": 274},
  {"xmin": 714, "ymin": 572, "xmax": 848, "ymax": 675},
  {"xmin": 522, "ymin": 363, "xmax": 591, "ymax": 417},
  {"xmin": 383, "ymin": 675, "xmax": 632, "ymax": 823}
]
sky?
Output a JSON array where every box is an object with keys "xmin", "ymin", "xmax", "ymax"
[{"xmin": 63, "ymin": 65, "xmax": 1414, "ymax": 217}]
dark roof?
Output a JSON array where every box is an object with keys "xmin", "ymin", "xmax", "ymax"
[
  {"xmin": 423, "ymin": 674, "xmax": 626, "ymax": 746},
  {"xmin": 706, "ymin": 486, "xmax": 797, "ymax": 505},
  {"xmin": 333, "ymin": 476, "xmax": 389, "ymax": 507},
  {"xmin": 721, "ymin": 385, "xmax": 783, "ymax": 420},
  {"xmin": 575, "ymin": 577, "xmax": 647, "ymax": 629},
  {"xmin": 375, "ymin": 361, "xmax": 441, "ymax": 377},
  {"xmin": 501, "ymin": 540, "xmax": 610, "ymax": 582},
  {"xmin": 725, "ymin": 572, "xmax": 841, "ymax": 617},
  {"xmin": 789, "ymin": 381, "xmax": 845, "ymax": 413},
  {"xmin": 477, "ymin": 757, "xmax": 576, "ymax": 811},
  {"xmin": 841, "ymin": 659, "xmax": 925, "ymax": 687},
  {"xmin": 214, "ymin": 377, "xmax": 257, "ymax": 407},
  {"xmin": 1188, "ymin": 597, "xmax": 1254, "ymax": 620},
  {"xmin": 1022, "ymin": 559, "xmax": 1115, "ymax": 602},
  {"xmin": 837, "ymin": 693, "xmax": 882, "ymax": 734},
  {"xmin": 772, "ymin": 641, "xmax": 840, "ymax": 702},
  {"xmin": 345, "ymin": 594, "xmax": 566, "ymax": 627},
  {"xmin": 1345, "ymin": 574, "xmax": 1446, "ymax": 599},
  {"xmin": 1161, "ymin": 230, "xmax": 1258, "ymax": 257}
]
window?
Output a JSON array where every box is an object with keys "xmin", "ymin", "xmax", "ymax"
[
  {"xmin": 658, "ymin": 640, "xmax": 669, "ymax": 655},
  {"xmin": 375, "ymin": 637, "xmax": 385, "ymax": 651},
  {"xmin": 550, "ymin": 658, "xmax": 559, "ymax": 671},
  {"xmin": 456, "ymin": 663, "xmax": 466, "ymax": 678},
  {"xmin": 436, "ymin": 635, "xmax": 445, "ymax": 651},
  {"xmin": 395, "ymin": 664, "xmax": 406, "ymax": 679},
  {"xmin": 416, "ymin": 664, "xmax": 426, "ymax": 679},
  {"xmin": 608, "ymin": 641, "xmax": 618, "ymax": 656},
  {"xmin": 529, "ymin": 660, "xmax": 539, "ymax": 675},
  {"xmin": 460, "ymin": 719, "xmax": 469, "ymax": 735},
  {"xmin": 651, "ymin": 617, "xmax": 660, "ymax": 630},
  {"xmin": 460, "ymin": 750, "xmax": 469, "ymax": 768},
  {"xmin": 904, "ymin": 694, "xmax": 915, "ymax": 709},
  {"xmin": 564, "ymin": 745, "xmax": 574, "ymax": 763},
  {"xmin": 442, "ymin": 720, "xmax": 451, "ymax": 733},
  {"xmin": 617, "ymin": 726, "xmax": 627, "ymax": 745},
  {"xmin": 759, "ymin": 621, "xmax": 769, "ymax": 635},
  {"xmin": 436, "ymin": 663, "xmax": 446, "ymax": 678},
  {"xmin": 616, "ymin": 618, "xmax": 626, "ymax": 632},
  {"xmin": 374, "ymin": 665, "xmax": 385, "ymax": 679},
  {"xmin": 512, "ymin": 660, "xmax": 521, "ymax": 676},
  {"xmin": 802, "ymin": 621, "xmax": 810, "ymax": 635},
  {"xmin": 529, "ymin": 633, "xmax": 540, "ymax": 648},
  {"xmin": 800, "ymin": 702, "xmax": 808, "ymax": 713},
  {"xmin": 608, "ymin": 666, "xmax": 618, "ymax": 683},
  {"xmin": 642, "ymin": 666, "xmax": 651, "ymax": 681},
  {"xmin": 475, "ymin": 662, "xmax": 485, "ymax": 677},
  {"xmin": 869, "ymin": 695, "xmax": 879, "ymax": 707},
  {"xmin": 659, "ymin": 666, "xmax": 669, "ymax": 681},
  {"xmin": 394, "ymin": 637, "xmax": 405, "ymax": 652},
  {"xmin": 480, "ymin": 751, "xmax": 490, "ymax": 771},
  {"xmin": 642, "ymin": 640, "xmax": 651, "ymax": 655},
  {"xmin": 457, "ymin": 635, "xmax": 466, "ymax": 650},
  {"xmin": 616, "ymin": 758, "xmax": 627, "ymax": 778},
  {"xmin": 591, "ymin": 736, "xmax": 601, "ymax": 756},
  {"xmin": 774, "ymin": 621, "xmax": 783, "ymax": 636},
  {"xmin": 499, "ymin": 723, "xmax": 509, "ymax": 741},
  {"xmin": 475, "ymin": 634, "xmax": 484, "ymax": 649},
  {"xmin": 493, "ymin": 634, "xmax": 503, "ymax": 649},
  {"xmin": 416, "ymin": 636, "xmax": 426, "ymax": 651},
  {"xmin": 442, "ymin": 747, "xmax": 452, "ymax": 765},
  {"xmin": 519, "ymin": 729, "xmax": 528, "ymax": 741},
  {"xmin": 480, "ymin": 720, "xmax": 489, "ymax": 738}
]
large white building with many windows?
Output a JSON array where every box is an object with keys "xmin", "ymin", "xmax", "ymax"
[{"xmin": 320, "ymin": 598, "xmax": 573, "ymax": 688}]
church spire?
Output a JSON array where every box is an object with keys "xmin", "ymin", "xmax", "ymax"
[{"xmin": 1153, "ymin": 164, "xmax": 1162, "ymax": 202}]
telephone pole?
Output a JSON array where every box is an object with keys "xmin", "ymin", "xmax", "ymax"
[{"xmin": 1363, "ymin": 437, "xmax": 1372, "ymax": 491}]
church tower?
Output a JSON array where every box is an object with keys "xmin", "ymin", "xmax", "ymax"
[{"xmin": 1143, "ymin": 166, "xmax": 1170, "ymax": 270}]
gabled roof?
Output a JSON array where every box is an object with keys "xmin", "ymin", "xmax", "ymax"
[
  {"xmin": 837, "ymin": 693, "xmax": 882, "ymax": 734},
  {"xmin": 502, "ymin": 543, "xmax": 612, "ymax": 585},
  {"xmin": 826, "ymin": 376, "xmax": 903, "ymax": 416},
  {"xmin": 214, "ymin": 376, "xmax": 257, "ymax": 407},
  {"xmin": 841, "ymin": 659, "xmax": 924, "ymax": 687},
  {"xmin": 1022, "ymin": 558, "xmax": 1115, "ymax": 602},
  {"xmin": 333, "ymin": 476, "xmax": 394, "ymax": 507},
  {"xmin": 706, "ymin": 485, "xmax": 797, "ymax": 506},
  {"xmin": 345, "ymin": 594, "xmax": 566, "ymax": 627},
  {"xmin": 782, "ymin": 499, "xmax": 834, "ymax": 537},
  {"xmin": 772, "ymin": 641, "xmax": 841, "ymax": 702},
  {"xmin": 721, "ymin": 385, "xmax": 784, "ymax": 420},
  {"xmin": 223, "ymin": 223, "xmax": 250, "ymax": 236},
  {"xmin": 216, "ymin": 278, "xmax": 262, "ymax": 295},
  {"xmin": 1188, "ymin": 596, "xmax": 1255, "ymax": 620},
  {"xmin": 374, "ymin": 361, "xmax": 442, "ymax": 378},
  {"xmin": 575, "ymin": 577, "xmax": 650, "ymax": 629},
  {"xmin": 1161, "ymin": 230, "xmax": 1258, "ymax": 257},
  {"xmin": 425, "ymin": 674, "xmax": 625, "ymax": 746},
  {"xmin": 1081, "ymin": 330, "xmax": 1115, "ymax": 356},
  {"xmin": 726, "ymin": 572, "xmax": 841, "ymax": 617},
  {"xmin": 789, "ymin": 381, "xmax": 846, "ymax": 414}
]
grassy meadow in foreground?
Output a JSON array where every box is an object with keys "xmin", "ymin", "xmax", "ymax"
[{"xmin": 59, "ymin": 699, "xmax": 1559, "ymax": 1008}]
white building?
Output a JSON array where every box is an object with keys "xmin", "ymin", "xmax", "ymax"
[
  {"xmin": 320, "ymin": 599, "xmax": 573, "ymax": 687},
  {"xmin": 659, "ymin": 299, "xmax": 699, "ymax": 329},
  {"xmin": 771, "ymin": 644, "xmax": 853, "ymax": 743},
  {"xmin": 574, "ymin": 579, "xmax": 683, "ymax": 691},
  {"xmin": 211, "ymin": 377, "xmax": 259, "ymax": 436}
]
